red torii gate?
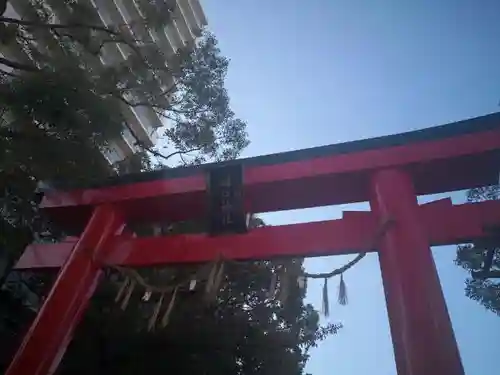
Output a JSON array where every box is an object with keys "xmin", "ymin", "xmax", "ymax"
[{"xmin": 7, "ymin": 112, "xmax": 500, "ymax": 375}]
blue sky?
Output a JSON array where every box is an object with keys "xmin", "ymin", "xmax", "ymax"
[{"xmin": 202, "ymin": 1, "xmax": 500, "ymax": 374}]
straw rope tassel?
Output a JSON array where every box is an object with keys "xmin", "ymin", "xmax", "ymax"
[
  {"xmin": 147, "ymin": 293, "xmax": 165, "ymax": 332},
  {"xmin": 161, "ymin": 286, "xmax": 178, "ymax": 328},
  {"xmin": 121, "ymin": 279, "xmax": 136, "ymax": 310},
  {"xmin": 297, "ymin": 275, "xmax": 306, "ymax": 290},
  {"xmin": 278, "ymin": 270, "xmax": 289, "ymax": 305},
  {"xmin": 115, "ymin": 277, "xmax": 129, "ymax": 303},
  {"xmin": 189, "ymin": 279, "xmax": 197, "ymax": 291},
  {"xmin": 206, "ymin": 262, "xmax": 225, "ymax": 302},
  {"xmin": 338, "ymin": 273, "xmax": 348, "ymax": 306},
  {"xmin": 213, "ymin": 262, "xmax": 225, "ymax": 292},
  {"xmin": 322, "ymin": 277, "xmax": 329, "ymax": 317},
  {"xmin": 142, "ymin": 288, "xmax": 153, "ymax": 302},
  {"xmin": 267, "ymin": 272, "xmax": 278, "ymax": 299},
  {"xmin": 205, "ymin": 258, "xmax": 220, "ymax": 296}
]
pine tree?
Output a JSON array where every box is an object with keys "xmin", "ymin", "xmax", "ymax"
[{"xmin": 455, "ymin": 186, "xmax": 500, "ymax": 316}]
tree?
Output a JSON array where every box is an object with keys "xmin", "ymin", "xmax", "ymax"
[
  {"xmin": 1, "ymin": 217, "xmax": 343, "ymax": 375},
  {"xmin": 455, "ymin": 186, "xmax": 500, "ymax": 316},
  {"xmin": 56, "ymin": 257, "xmax": 341, "ymax": 375},
  {"xmin": 1, "ymin": 0, "xmax": 249, "ymax": 163},
  {"xmin": 0, "ymin": 1, "xmax": 341, "ymax": 374},
  {"xmin": 0, "ymin": 0, "xmax": 249, "ymax": 266}
]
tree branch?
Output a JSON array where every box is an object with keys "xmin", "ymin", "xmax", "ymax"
[
  {"xmin": 0, "ymin": 16, "xmax": 122, "ymax": 36},
  {"xmin": 161, "ymin": 147, "xmax": 204, "ymax": 161},
  {"xmin": 0, "ymin": 16, "xmax": 145, "ymax": 61},
  {"xmin": 0, "ymin": 128, "xmax": 39, "ymax": 140},
  {"xmin": 137, "ymin": 142, "xmax": 203, "ymax": 163},
  {"xmin": 0, "ymin": 56, "xmax": 39, "ymax": 72},
  {"xmin": 482, "ymin": 249, "xmax": 495, "ymax": 273},
  {"xmin": 0, "ymin": 68, "xmax": 19, "ymax": 78},
  {"xmin": 179, "ymin": 152, "xmax": 189, "ymax": 166},
  {"xmin": 111, "ymin": 96, "xmax": 176, "ymax": 122},
  {"xmin": 120, "ymin": 120, "xmax": 202, "ymax": 164},
  {"xmin": 472, "ymin": 270, "xmax": 500, "ymax": 279},
  {"xmin": 112, "ymin": 84, "xmax": 177, "ymax": 110}
]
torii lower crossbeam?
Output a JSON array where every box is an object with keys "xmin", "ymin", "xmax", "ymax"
[
  {"xmin": 15, "ymin": 198, "xmax": 500, "ymax": 269},
  {"xmin": 8, "ymin": 112, "xmax": 500, "ymax": 375}
]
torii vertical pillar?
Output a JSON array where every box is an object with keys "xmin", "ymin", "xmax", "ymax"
[
  {"xmin": 5, "ymin": 205, "xmax": 125, "ymax": 375},
  {"xmin": 371, "ymin": 169, "xmax": 464, "ymax": 375}
]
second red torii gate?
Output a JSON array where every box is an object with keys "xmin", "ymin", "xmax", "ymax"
[{"xmin": 8, "ymin": 112, "xmax": 500, "ymax": 375}]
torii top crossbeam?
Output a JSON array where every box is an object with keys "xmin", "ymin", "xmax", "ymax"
[
  {"xmin": 41, "ymin": 111, "xmax": 500, "ymax": 232},
  {"xmin": 7, "ymin": 112, "xmax": 500, "ymax": 375}
]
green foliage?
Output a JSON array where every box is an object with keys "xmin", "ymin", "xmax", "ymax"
[
  {"xmin": 135, "ymin": 0, "xmax": 176, "ymax": 30},
  {"xmin": 1, "ymin": 0, "xmax": 249, "ymax": 166},
  {"xmin": 0, "ymin": 1, "xmax": 335, "ymax": 374},
  {"xmin": 0, "ymin": 0, "xmax": 250, "ymax": 259},
  {"xmin": 56, "ymin": 258, "xmax": 340, "ymax": 375},
  {"xmin": 164, "ymin": 34, "xmax": 250, "ymax": 162},
  {"xmin": 455, "ymin": 186, "xmax": 500, "ymax": 316}
]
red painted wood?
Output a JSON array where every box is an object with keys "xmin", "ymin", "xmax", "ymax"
[
  {"xmin": 5, "ymin": 205, "xmax": 125, "ymax": 375},
  {"xmin": 41, "ymin": 127, "xmax": 500, "ymax": 232},
  {"xmin": 370, "ymin": 169, "xmax": 464, "ymax": 375},
  {"xmin": 15, "ymin": 199, "xmax": 500, "ymax": 270},
  {"xmin": 12, "ymin": 117, "xmax": 500, "ymax": 375},
  {"xmin": 11, "ymin": 114, "xmax": 500, "ymax": 375},
  {"xmin": 14, "ymin": 214, "xmax": 376, "ymax": 269},
  {"xmin": 421, "ymin": 198, "xmax": 500, "ymax": 245}
]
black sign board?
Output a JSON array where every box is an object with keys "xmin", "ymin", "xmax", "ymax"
[{"xmin": 207, "ymin": 164, "xmax": 247, "ymax": 236}]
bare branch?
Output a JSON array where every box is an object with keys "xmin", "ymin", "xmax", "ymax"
[
  {"xmin": 179, "ymin": 152, "xmax": 188, "ymax": 166},
  {"xmin": 136, "ymin": 142, "xmax": 203, "ymax": 162},
  {"xmin": 472, "ymin": 270, "xmax": 500, "ymax": 279},
  {"xmin": 0, "ymin": 56, "xmax": 39, "ymax": 72},
  {"xmin": 0, "ymin": 68, "xmax": 20, "ymax": 77},
  {"xmin": 0, "ymin": 127, "xmax": 52, "ymax": 142},
  {"xmin": 161, "ymin": 147, "xmax": 203, "ymax": 161},
  {"xmin": 119, "ymin": 120, "xmax": 202, "ymax": 164},
  {"xmin": 112, "ymin": 84, "xmax": 177, "ymax": 109},
  {"xmin": 151, "ymin": 108, "xmax": 177, "ymax": 122},
  {"xmin": 0, "ymin": 16, "xmax": 122, "ymax": 36},
  {"xmin": 0, "ymin": 16, "xmax": 146, "ymax": 61},
  {"xmin": 113, "ymin": 97, "xmax": 178, "ymax": 132},
  {"xmin": 112, "ymin": 95, "xmax": 140, "ymax": 108},
  {"xmin": 112, "ymin": 96, "xmax": 175, "ymax": 122}
]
